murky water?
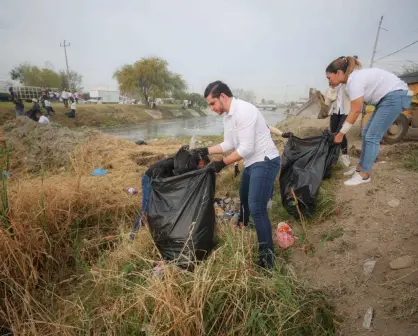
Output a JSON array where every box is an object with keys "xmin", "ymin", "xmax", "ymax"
[{"xmin": 103, "ymin": 108, "xmax": 287, "ymax": 141}]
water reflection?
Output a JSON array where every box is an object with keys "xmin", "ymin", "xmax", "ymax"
[{"xmin": 103, "ymin": 108, "xmax": 286, "ymax": 141}]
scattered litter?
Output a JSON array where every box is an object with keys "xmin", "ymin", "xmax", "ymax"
[
  {"xmin": 267, "ymin": 199, "xmax": 273, "ymax": 209},
  {"xmin": 275, "ymin": 222, "xmax": 295, "ymax": 249},
  {"xmin": 214, "ymin": 203, "xmax": 224, "ymax": 216},
  {"xmin": 152, "ymin": 263, "xmax": 164, "ymax": 279},
  {"xmin": 362, "ymin": 307, "xmax": 374, "ymax": 329},
  {"xmin": 91, "ymin": 168, "xmax": 108, "ymax": 176},
  {"xmin": 388, "ymin": 199, "xmax": 400, "ymax": 208},
  {"xmin": 363, "ymin": 260, "xmax": 376, "ymax": 276},
  {"xmin": 230, "ymin": 213, "xmax": 240, "ymax": 226},
  {"xmin": 125, "ymin": 187, "xmax": 138, "ymax": 195},
  {"xmin": 389, "ymin": 255, "xmax": 413, "ymax": 270},
  {"xmin": 1, "ymin": 172, "xmax": 11, "ymax": 179},
  {"xmin": 214, "ymin": 197, "xmax": 240, "ymax": 213},
  {"xmin": 135, "ymin": 140, "xmax": 147, "ymax": 145}
]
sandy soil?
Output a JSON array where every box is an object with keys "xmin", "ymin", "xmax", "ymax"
[{"xmin": 289, "ymin": 140, "xmax": 418, "ymax": 335}]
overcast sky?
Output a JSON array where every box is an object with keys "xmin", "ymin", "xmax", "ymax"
[{"xmin": 1, "ymin": 0, "xmax": 418, "ymax": 101}]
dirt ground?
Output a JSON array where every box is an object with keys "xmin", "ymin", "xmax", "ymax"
[{"xmin": 291, "ymin": 142, "xmax": 418, "ymax": 335}]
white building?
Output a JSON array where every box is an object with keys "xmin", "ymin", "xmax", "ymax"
[{"xmin": 89, "ymin": 89, "xmax": 120, "ymax": 103}]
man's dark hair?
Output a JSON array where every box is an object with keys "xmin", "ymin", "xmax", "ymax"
[{"xmin": 204, "ymin": 81, "xmax": 233, "ymax": 98}]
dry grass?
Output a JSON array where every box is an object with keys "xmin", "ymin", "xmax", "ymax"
[{"xmin": 0, "ymin": 119, "xmax": 338, "ymax": 335}]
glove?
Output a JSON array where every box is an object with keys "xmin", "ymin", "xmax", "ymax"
[
  {"xmin": 282, "ymin": 132, "xmax": 293, "ymax": 138},
  {"xmin": 207, "ymin": 159, "xmax": 226, "ymax": 173},
  {"xmin": 234, "ymin": 163, "xmax": 240, "ymax": 177},
  {"xmin": 196, "ymin": 147, "xmax": 209, "ymax": 156}
]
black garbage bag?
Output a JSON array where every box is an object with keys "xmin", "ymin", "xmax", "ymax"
[
  {"xmin": 148, "ymin": 167, "xmax": 216, "ymax": 268},
  {"xmin": 279, "ymin": 130, "xmax": 339, "ymax": 218}
]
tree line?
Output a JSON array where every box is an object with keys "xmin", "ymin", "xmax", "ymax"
[{"xmin": 9, "ymin": 63, "xmax": 83, "ymax": 90}]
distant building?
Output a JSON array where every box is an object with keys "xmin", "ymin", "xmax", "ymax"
[{"xmin": 89, "ymin": 89, "xmax": 120, "ymax": 103}]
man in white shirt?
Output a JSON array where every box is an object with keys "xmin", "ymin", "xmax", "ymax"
[
  {"xmin": 44, "ymin": 99, "xmax": 54, "ymax": 116},
  {"xmin": 197, "ymin": 81, "xmax": 280, "ymax": 268},
  {"xmin": 61, "ymin": 89, "xmax": 69, "ymax": 107}
]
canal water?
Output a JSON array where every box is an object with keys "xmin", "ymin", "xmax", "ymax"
[{"xmin": 103, "ymin": 108, "xmax": 287, "ymax": 141}]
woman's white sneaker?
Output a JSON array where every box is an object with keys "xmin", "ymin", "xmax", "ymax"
[
  {"xmin": 344, "ymin": 172, "xmax": 371, "ymax": 186},
  {"xmin": 343, "ymin": 166, "xmax": 357, "ymax": 176},
  {"xmin": 341, "ymin": 154, "xmax": 350, "ymax": 167}
]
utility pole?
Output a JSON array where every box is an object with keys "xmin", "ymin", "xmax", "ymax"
[
  {"xmin": 284, "ymin": 85, "xmax": 290, "ymax": 104},
  {"xmin": 60, "ymin": 40, "xmax": 72, "ymax": 91},
  {"xmin": 370, "ymin": 16, "xmax": 387, "ymax": 67}
]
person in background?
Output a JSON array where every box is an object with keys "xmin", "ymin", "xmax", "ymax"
[
  {"xmin": 13, "ymin": 97, "xmax": 24, "ymax": 117},
  {"xmin": 61, "ymin": 89, "xmax": 69, "ymax": 107},
  {"xmin": 197, "ymin": 81, "xmax": 281, "ymax": 268},
  {"xmin": 66, "ymin": 100, "xmax": 77, "ymax": 118},
  {"xmin": 35, "ymin": 112, "xmax": 49, "ymax": 123},
  {"xmin": 44, "ymin": 99, "xmax": 54, "ymax": 117},
  {"xmin": 8, "ymin": 87, "xmax": 15, "ymax": 102},
  {"xmin": 74, "ymin": 91, "xmax": 79, "ymax": 103},
  {"xmin": 325, "ymin": 81, "xmax": 351, "ymax": 167},
  {"xmin": 326, "ymin": 56, "xmax": 412, "ymax": 186},
  {"xmin": 27, "ymin": 99, "xmax": 41, "ymax": 121},
  {"xmin": 68, "ymin": 91, "xmax": 74, "ymax": 103}
]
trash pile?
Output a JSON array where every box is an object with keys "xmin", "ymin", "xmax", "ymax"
[{"xmin": 214, "ymin": 197, "xmax": 240, "ymax": 215}]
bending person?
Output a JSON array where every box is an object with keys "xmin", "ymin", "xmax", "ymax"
[
  {"xmin": 198, "ymin": 81, "xmax": 280, "ymax": 268},
  {"xmin": 326, "ymin": 56, "xmax": 411, "ymax": 186}
]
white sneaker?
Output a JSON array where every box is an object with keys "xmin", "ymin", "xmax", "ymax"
[
  {"xmin": 343, "ymin": 166, "xmax": 357, "ymax": 176},
  {"xmin": 344, "ymin": 172, "xmax": 371, "ymax": 186},
  {"xmin": 341, "ymin": 154, "xmax": 350, "ymax": 167}
]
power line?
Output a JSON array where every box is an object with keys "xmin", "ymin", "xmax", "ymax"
[{"xmin": 375, "ymin": 40, "xmax": 418, "ymax": 62}]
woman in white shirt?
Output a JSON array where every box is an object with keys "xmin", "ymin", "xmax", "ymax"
[
  {"xmin": 197, "ymin": 81, "xmax": 280, "ymax": 268},
  {"xmin": 326, "ymin": 56, "xmax": 411, "ymax": 186}
]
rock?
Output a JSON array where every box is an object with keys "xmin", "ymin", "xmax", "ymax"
[
  {"xmin": 383, "ymin": 209, "xmax": 390, "ymax": 215},
  {"xmin": 363, "ymin": 307, "xmax": 374, "ymax": 329},
  {"xmin": 389, "ymin": 255, "xmax": 413, "ymax": 270},
  {"xmin": 135, "ymin": 140, "xmax": 147, "ymax": 145},
  {"xmin": 388, "ymin": 199, "xmax": 400, "ymax": 208},
  {"xmin": 223, "ymin": 197, "xmax": 231, "ymax": 204},
  {"xmin": 363, "ymin": 260, "xmax": 376, "ymax": 276}
]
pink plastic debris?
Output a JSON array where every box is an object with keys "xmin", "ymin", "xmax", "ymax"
[{"xmin": 275, "ymin": 222, "xmax": 295, "ymax": 249}]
